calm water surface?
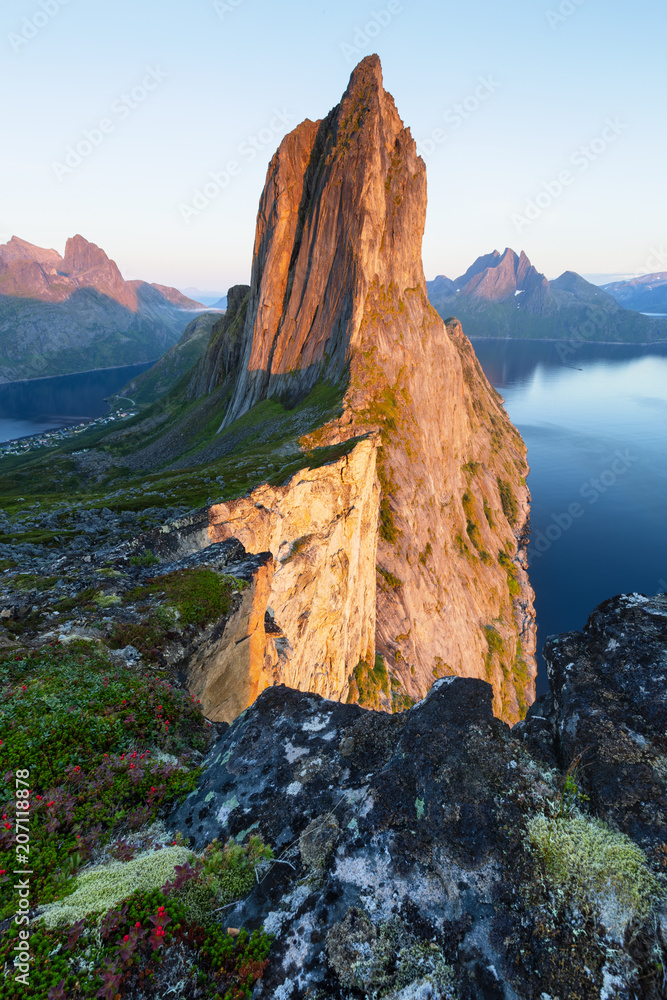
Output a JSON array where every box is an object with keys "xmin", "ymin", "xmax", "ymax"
[
  {"xmin": 1, "ymin": 345, "xmax": 665, "ymax": 696},
  {"xmin": 0, "ymin": 362, "xmax": 153, "ymax": 443},
  {"xmin": 472, "ymin": 339, "xmax": 667, "ymax": 694}
]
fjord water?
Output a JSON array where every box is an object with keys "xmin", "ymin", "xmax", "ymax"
[
  {"xmin": 0, "ymin": 362, "xmax": 153, "ymax": 443},
  {"xmin": 472, "ymin": 339, "xmax": 667, "ymax": 694}
]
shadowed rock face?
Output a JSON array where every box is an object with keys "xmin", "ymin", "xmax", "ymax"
[
  {"xmin": 207, "ymin": 55, "xmax": 536, "ymax": 722},
  {"xmin": 188, "ymin": 284, "xmax": 250, "ymax": 400},
  {"xmin": 170, "ymin": 595, "xmax": 667, "ymax": 998}
]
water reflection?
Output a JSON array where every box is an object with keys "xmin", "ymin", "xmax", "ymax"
[{"xmin": 471, "ymin": 339, "xmax": 667, "ymax": 696}]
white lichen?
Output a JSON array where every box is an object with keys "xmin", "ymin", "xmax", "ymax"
[{"xmin": 39, "ymin": 846, "xmax": 191, "ymax": 927}]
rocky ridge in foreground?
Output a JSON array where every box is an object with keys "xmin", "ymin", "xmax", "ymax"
[{"xmin": 171, "ymin": 591, "xmax": 667, "ymax": 999}]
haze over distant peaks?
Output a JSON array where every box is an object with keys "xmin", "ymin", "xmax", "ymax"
[{"xmin": 602, "ymin": 271, "xmax": 667, "ymax": 313}]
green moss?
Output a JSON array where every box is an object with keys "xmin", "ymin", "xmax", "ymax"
[
  {"xmin": 348, "ymin": 654, "xmax": 391, "ymax": 710},
  {"xmin": 498, "ymin": 549, "xmax": 521, "ymax": 596},
  {"xmin": 94, "ymin": 592, "xmax": 121, "ymax": 608},
  {"xmin": 177, "ymin": 835, "xmax": 273, "ymax": 923},
  {"xmin": 432, "ymin": 657, "xmax": 453, "ymax": 680},
  {"xmin": 497, "ymin": 477, "xmax": 519, "ymax": 526},
  {"xmin": 390, "ymin": 673, "xmax": 415, "ymax": 713},
  {"xmin": 528, "ymin": 813, "xmax": 663, "ymax": 920},
  {"xmin": 129, "ymin": 551, "xmax": 160, "ymax": 568},
  {"xmin": 485, "ymin": 624, "xmax": 505, "ymax": 659},
  {"xmin": 377, "ymin": 566, "xmax": 403, "ymax": 590},
  {"xmin": 418, "ymin": 542, "xmax": 432, "ymax": 566},
  {"xmin": 483, "ymin": 498, "xmax": 495, "ymax": 528},
  {"xmin": 377, "ymin": 452, "xmax": 400, "ymax": 544},
  {"xmin": 284, "ymin": 534, "xmax": 314, "ymax": 561},
  {"xmin": 461, "ymin": 461, "xmax": 482, "ymax": 479},
  {"xmin": 12, "ymin": 574, "xmax": 58, "ymax": 592}
]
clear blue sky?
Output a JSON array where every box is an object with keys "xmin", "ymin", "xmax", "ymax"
[{"xmin": 1, "ymin": 0, "xmax": 665, "ymax": 294}]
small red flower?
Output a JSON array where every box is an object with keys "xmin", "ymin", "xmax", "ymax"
[
  {"xmin": 135, "ymin": 922, "xmax": 141, "ymax": 929},
  {"xmin": 123, "ymin": 934, "xmax": 129, "ymax": 942},
  {"xmin": 3, "ymin": 823, "xmax": 10, "ymax": 830}
]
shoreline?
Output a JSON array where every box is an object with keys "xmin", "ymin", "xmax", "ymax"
[
  {"xmin": 467, "ymin": 335, "xmax": 667, "ymax": 347},
  {"xmin": 0, "ymin": 359, "xmax": 156, "ymax": 389}
]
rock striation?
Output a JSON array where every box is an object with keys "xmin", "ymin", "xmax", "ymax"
[
  {"xmin": 171, "ymin": 591, "xmax": 667, "ymax": 999},
  {"xmin": 198, "ymin": 56, "xmax": 535, "ymax": 721}
]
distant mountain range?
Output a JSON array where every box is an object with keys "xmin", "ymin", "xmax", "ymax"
[
  {"xmin": 427, "ymin": 248, "xmax": 667, "ymax": 343},
  {"xmin": 180, "ymin": 287, "xmax": 228, "ymax": 308},
  {"xmin": 601, "ymin": 272, "xmax": 667, "ymax": 314},
  {"xmin": 0, "ymin": 235, "xmax": 205, "ymax": 382}
]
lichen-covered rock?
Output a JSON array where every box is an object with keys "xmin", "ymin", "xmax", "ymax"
[
  {"xmin": 170, "ymin": 638, "xmax": 667, "ymax": 999},
  {"xmin": 519, "ymin": 592, "xmax": 667, "ymax": 862}
]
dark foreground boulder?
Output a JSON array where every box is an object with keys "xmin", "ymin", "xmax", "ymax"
[{"xmin": 172, "ymin": 594, "xmax": 667, "ymax": 999}]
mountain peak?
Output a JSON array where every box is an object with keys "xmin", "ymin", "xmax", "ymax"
[
  {"xmin": 195, "ymin": 56, "xmax": 536, "ymax": 720},
  {"xmin": 62, "ymin": 234, "xmax": 112, "ymax": 275},
  {"xmin": 0, "ymin": 235, "xmax": 62, "ymax": 267},
  {"xmin": 221, "ymin": 54, "xmax": 425, "ymax": 427}
]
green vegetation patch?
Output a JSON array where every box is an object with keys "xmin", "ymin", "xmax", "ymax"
[
  {"xmin": 177, "ymin": 835, "xmax": 274, "ymax": 924},
  {"xmin": 132, "ymin": 567, "xmax": 241, "ymax": 629},
  {"xmin": 528, "ymin": 813, "xmax": 663, "ymax": 921},
  {"xmin": 0, "ymin": 642, "xmax": 208, "ymax": 914},
  {"xmin": 1, "ymin": 885, "xmax": 272, "ymax": 1000},
  {"xmin": 498, "ymin": 549, "xmax": 521, "ymax": 597},
  {"xmin": 12, "ymin": 574, "xmax": 59, "ymax": 592},
  {"xmin": 497, "ymin": 477, "xmax": 519, "ymax": 526},
  {"xmin": 347, "ymin": 654, "xmax": 391, "ymax": 711},
  {"xmin": 377, "ymin": 566, "xmax": 403, "ymax": 590}
]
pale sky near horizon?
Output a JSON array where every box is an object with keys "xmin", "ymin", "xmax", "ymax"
[{"xmin": 1, "ymin": 0, "xmax": 665, "ymax": 295}]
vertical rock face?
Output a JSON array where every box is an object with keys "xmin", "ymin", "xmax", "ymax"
[
  {"xmin": 207, "ymin": 436, "xmax": 380, "ymax": 704},
  {"xmin": 208, "ymin": 55, "xmax": 536, "ymax": 721},
  {"xmin": 188, "ymin": 284, "xmax": 250, "ymax": 400}
]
